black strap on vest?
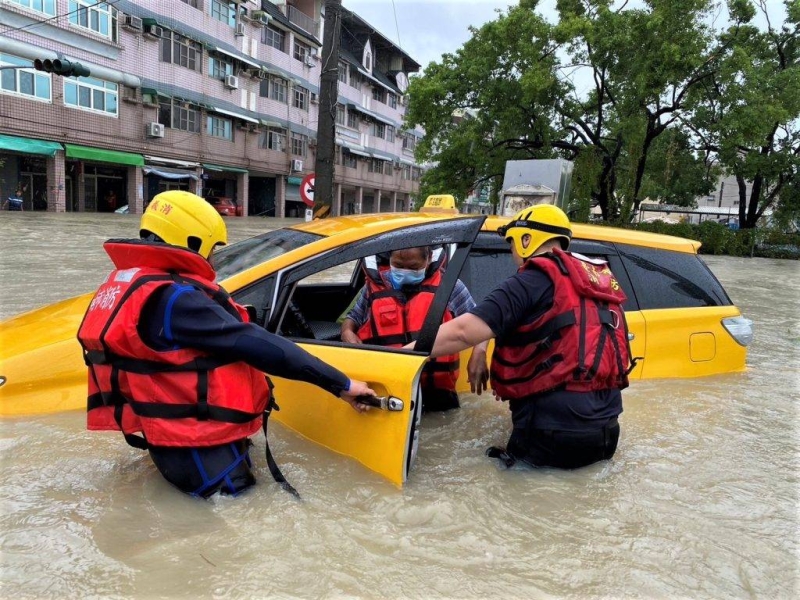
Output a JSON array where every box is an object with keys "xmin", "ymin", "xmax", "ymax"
[{"xmin": 261, "ymin": 389, "xmax": 301, "ymax": 499}]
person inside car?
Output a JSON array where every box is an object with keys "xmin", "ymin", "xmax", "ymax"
[
  {"xmin": 407, "ymin": 205, "xmax": 633, "ymax": 469},
  {"xmin": 77, "ymin": 191, "xmax": 375, "ymax": 498},
  {"xmin": 341, "ymin": 246, "xmax": 489, "ymax": 412}
]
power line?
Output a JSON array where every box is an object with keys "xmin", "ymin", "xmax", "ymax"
[{"xmin": 391, "ymin": 0, "xmax": 402, "ymax": 49}]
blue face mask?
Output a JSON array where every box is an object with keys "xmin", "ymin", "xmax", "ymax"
[{"xmin": 390, "ymin": 267, "xmax": 426, "ymax": 289}]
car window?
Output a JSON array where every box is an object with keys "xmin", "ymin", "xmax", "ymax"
[
  {"xmin": 616, "ymin": 244, "xmax": 732, "ymax": 309},
  {"xmin": 463, "ymin": 233, "xmax": 639, "ymax": 311},
  {"xmin": 215, "ymin": 229, "xmax": 322, "ymax": 280}
]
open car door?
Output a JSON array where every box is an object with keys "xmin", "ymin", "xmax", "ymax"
[{"xmin": 262, "ymin": 216, "xmax": 485, "ymax": 485}]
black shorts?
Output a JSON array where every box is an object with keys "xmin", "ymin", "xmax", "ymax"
[
  {"xmin": 148, "ymin": 439, "xmax": 256, "ymax": 498},
  {"xmin": 507, "ymin": 419, "xmax": 620, "ymax": 470}
]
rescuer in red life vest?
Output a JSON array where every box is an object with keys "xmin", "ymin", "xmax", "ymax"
[
  {"xmin": 77, "ymin": 191, "xmax": 375, "ymax": 498},
  {"xmin": 407, "ymin": 205, "xmax": 633, "ymax": 469},
  {"xmin": 341, "ymin": 246, "xmax": 489, "ymax": 412}
]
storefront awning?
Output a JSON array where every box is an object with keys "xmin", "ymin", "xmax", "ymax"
[
  {"xmin": 143, "ymin": 166, "xmax": 199, "ymax": 181},
  {"xmin": 0, "ymin": 134, "xmax": 62, "ymax": 157},
  {"xmin": 286, "ymin": 176, "xmax": 304, "ymax": 185},
  {"xmin": 202, "ymin": 163, "xmax": 248, "ymax": 174},
  {"xmin": 208, "ymin": 106, "xmax": 260, "ymax": 124},
  {"xmin": 64, "ymin": 144, "xmax": 144, "ymax": 167},
  {"xmin": 347, "ymin": 103, "xmax": 394, "ymax": 126},
  {"xmin": 144, "ymin": 155, "xmax": 200, "ymax": 169},
  {"xmin": 212, "ymin": 46, "xmax": 261, "ymax": 70},
  {"xmin": 371, "ymin": 151, "xmax": 394, "ymax": 161}
]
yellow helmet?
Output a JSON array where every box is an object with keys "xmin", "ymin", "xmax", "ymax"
[
  {"xmin": 499, "ymin": 205, "xmax": 572, "ymax": 259},
  {"xmin": 139, "ymin": 191, "xmax": 227, "ymax": 259}
]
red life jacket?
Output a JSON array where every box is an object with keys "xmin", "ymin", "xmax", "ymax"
[
  {"xmin": 76, "ymin": 240, "xmax": 271, "ymax": 448},
  {"xmin": 491, "ymin": 248, "xmax": 633, "ymax": 399},
  {"xmin": 356, "ymin": 253, "xmax": 460, "ymax": 391}
]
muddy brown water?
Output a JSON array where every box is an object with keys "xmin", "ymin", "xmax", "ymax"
[{"xmin": 0, "ymin": 212, "xmax": 798, "ymax": 599}]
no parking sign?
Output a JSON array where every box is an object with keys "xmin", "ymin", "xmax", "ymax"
[{"xmin": 300, "ymin": 173, "xmax": 315, "ymax": 207}]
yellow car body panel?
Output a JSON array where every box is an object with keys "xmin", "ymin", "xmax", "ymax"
[
  {"xmin": 271, "ymin": 344, "xmax": 426, "ymax": 486},
  {"xmin": 638, "ymin": 306, "xmax": 747, "ymax": 378},
  {"xmin": 0, "ymin": 294, "xmax": 91, "ymax": 416},
  {"xmin": 1, "ymin": 213, "xmax": 745, "ymax": 417}
]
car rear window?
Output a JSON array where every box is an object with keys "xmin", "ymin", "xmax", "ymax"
[
  {"xmin": 215, "ymin": 229, "xmax": 322, "ymax": 280},
  {"xmin": 616, "ymin": 244, "xmax": 732, "ymax": 309}
]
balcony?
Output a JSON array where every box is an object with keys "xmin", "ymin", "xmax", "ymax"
[{"xmin": 287, "ymin": 5, "xmax": 319, "ymax": 38}]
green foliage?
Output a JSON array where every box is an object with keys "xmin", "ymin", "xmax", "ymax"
[
  {"xmin": 405, "ymin": 0, "xmax": 798, "ymax": 231},
  {"xmin": 622, "ymin": 220, "xmax": 799, "ymax": 258}
]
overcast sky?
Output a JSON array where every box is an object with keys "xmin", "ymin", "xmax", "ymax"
[
  {"xmin": 342, "ymin": 0, "xmax": 520, "ymax": 70},
  {"xmin": 342, "ymin": 0, "xmax": 789, "ymax": 74}
]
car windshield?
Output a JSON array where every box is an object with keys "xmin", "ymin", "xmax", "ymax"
[{"xmin": 214, "ymin": 228, "xmax": 323, "ymax": 280}]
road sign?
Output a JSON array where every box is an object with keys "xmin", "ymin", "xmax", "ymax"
[{"xmin": 300, "ymin": 173, "xmax": 315, "ymax": 207}]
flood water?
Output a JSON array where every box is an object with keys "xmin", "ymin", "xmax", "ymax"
[{"xmin": 1, "ymin": 212, "xmax": 798, "ymax": 599}]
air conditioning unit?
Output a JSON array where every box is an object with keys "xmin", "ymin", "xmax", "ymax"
[
  {"xmin": 234, "ymin": 22, "xmax": 245, "ymax": 36},
  {"xmin": 146, "ymin": 122, "xmax": 165, "ymax": 138},
  {"xmin": 255, "ymin": 69, "xmax": 269, "ymax": 80},
  {"xmin": 224, "ymin": 75, "xmax": 239, "ymax": 89},
  {"xmin": 123, "ymin": 15, "xmax": 143, "ymax": 31},
  {"xmin": 393, "ymin": 160, "xmax": 402, "ymax": 170},
  {"xmin": 251, "ymin": 11, "xmax": 270, "ymax": 25},
  {"xmin": 304, "ymin": 55, "xmax": 315, "ymax": 68},
  {"xmin": 309, "ymin": 92, "xmax": 318, "ymax": 104},
  {"xmin": 122, "ymin": 88, "xmax": 139, "ymax": 103},
  {"xmin": 144, "ymin": 24, "xmax": 163, "ymax": 38},
  {"xmin": 291, "ymin": 159, "xmax": 303, "ymax": 172},
  {"xmin": 308, "ymin": 138, "xmax": 317, "ymax": 147}
]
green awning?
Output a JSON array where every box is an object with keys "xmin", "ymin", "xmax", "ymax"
[
  {"xmin": 0, "ymin": 134, "xmax": 62, "ymax": 157},
  {"xmin": 202, "ymin": 163, "xmax": 248, "ymax": 174},
  {"xmin": 287, "ymin": 176, "xmax": 303, "ymax": 185},
  {"xmin": 64, "ymin": 144, "xmax": 144, "ymax": 167}
]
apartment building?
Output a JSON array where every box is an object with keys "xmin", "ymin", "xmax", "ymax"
[{"xmin": 0, "ymin": 0, "xmax": 423, "ymax": 216}]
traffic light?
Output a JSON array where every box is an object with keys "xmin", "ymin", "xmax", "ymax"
[{"xmin": 33, "ymin": 59, "xmax": 90, "ymax": 77}]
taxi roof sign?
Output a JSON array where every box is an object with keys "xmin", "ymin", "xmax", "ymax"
[{"xmin": 420, "ymin": 194, "xmax": 459, "ymax": 214}]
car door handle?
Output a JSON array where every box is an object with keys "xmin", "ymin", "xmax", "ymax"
[
  {"xmin": 356, "ymin": 396, "xmax": 404, "ymax": 411},
  {"xmin": 628, "ymin": 333, "xmax": 635, "ymax": 341}
]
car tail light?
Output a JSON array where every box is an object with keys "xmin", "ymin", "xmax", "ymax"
[{"xmin": 722, "ymin": 316, "xmax": 753, "ymax": 347}]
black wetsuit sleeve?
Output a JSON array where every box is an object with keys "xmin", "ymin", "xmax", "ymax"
[
  {"xmin": 469, "ymin": 269, "xmax": 554, "ymax": 338},
  {"xmin": 141, "ymin": 285, "xmax": 350, "ymax": 397}
]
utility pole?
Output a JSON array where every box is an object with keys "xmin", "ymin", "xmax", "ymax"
[{"xmin": 314, "ymin": 0, "xmax": 342, "ymax": 218}]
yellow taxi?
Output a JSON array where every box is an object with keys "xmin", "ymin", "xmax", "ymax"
[{"xmin": 0, "ymin": 195, "xmax": 752, "ymax": 485}]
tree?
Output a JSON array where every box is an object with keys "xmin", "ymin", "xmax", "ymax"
[
  {"xmin": 405, "ymin": 0, "xmax": 723, "ymax": 222},
  {"xmin": 685, "ymin": 0, "xmax": 799, "ymax": 229}
]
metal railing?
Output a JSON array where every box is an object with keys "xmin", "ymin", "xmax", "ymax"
[{"xmin": 287, "ymin": 5, "xmax": 319, "ymax": 37}]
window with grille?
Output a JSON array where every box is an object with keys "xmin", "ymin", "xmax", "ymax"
[
  {"xmin": 372, "ymin": 122, "xmax": 385, "ymax": 139},
  {"xmin": 159, "ymin": 99, "xmax": 201, "ymax": 132},
  {"xmin": 259, "ymin": 127, "xmax": 287, "ymax": 152},
  {"xmin": 263, "ymin": 25, "xmax": 285, "ymax": 52},
  {"xmin": 338, "ymin": 61, "xmax": 348, "ymax": 84},
  {"xmin": 388, "ymin": 93, "xmax": 397, "ymax": 109},
  {"xmin": 347, "ymin": 111, "xmax": 358, "ymax": 129},
  {"xmin": 64, "ymin": 76, "xmax": 118, "ymax": 116},
  {"xmin": 291, "ymin": 133, "xmax": 308, "ymax": 157},
  {"xmin": 293, "ymin": 40, "xmax": 310, "ymax": 62},
  {"xmin": 0, "ymin": 53, "xmax": 51, "ymax": 101},
  {"xmin": 68, "ymin": 0, "xmax": 118, "ymax": 41},
  {"xmin": 10, "ymin": 0, "xmax": 55, "ymax": 15},
  {"xmin": 161, "ymin": 32, "xmax": 202, "ymax": 71},
  {"xmin": 209, "ymin": 56, "xmax": 233, "ymax": 79},
  {"xmin": 207, "ymin": 115, "xmax": 233, "ymax": 140},
  {"xmin": 210, "ymin": 0, "xmax": 236, "ymax": 26},
  {"xmin": 372, "ymin": 87, "xmax": 385, "ymax": 103},
  {"xmin": 336, "ymin": 104, "xmax": 345, "ymax": 125},
  {"xmin": 293, "ymin": 85, "xmax": 308, "ymax": 110}
]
